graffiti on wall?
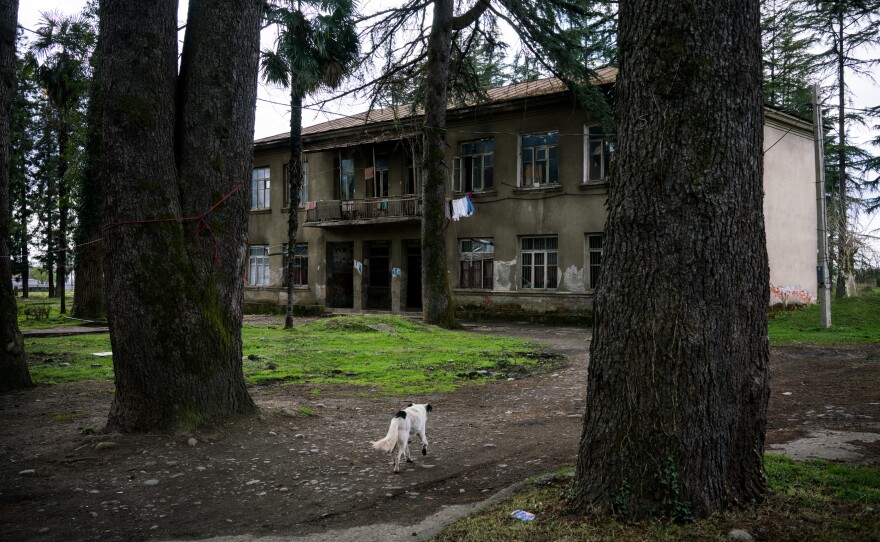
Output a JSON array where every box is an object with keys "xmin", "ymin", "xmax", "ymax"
[{"xmin": 770, "ymin": 284, "xmax": 815, "ymax": 307}]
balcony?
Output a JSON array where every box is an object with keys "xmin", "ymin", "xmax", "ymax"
[{"xmin": 304, "ymin": 195, "xmax": 422, "ymax": 227}]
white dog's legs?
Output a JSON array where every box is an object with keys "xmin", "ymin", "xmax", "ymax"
[
  {"xmin": 417, "ymin": 429, "xmax": 429, "ymax": 455},
  {"xmin": 393, "ymin": 443, "xmax": 408, "ymax": 473}
]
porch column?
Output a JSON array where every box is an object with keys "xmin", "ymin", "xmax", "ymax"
[
  {"xmin": 353, "ymin": 240, "xmax": 364, "ymax": 312},
  {"xmin": 391, "ymin": 239, "xmax": 403, "ymax": 313}
]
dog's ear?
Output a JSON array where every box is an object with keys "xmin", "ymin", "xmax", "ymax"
[
  {"xmin": 426, "ymin": 404, "xmax": 433, "ymax": 412},
  {"xmin": 407, "ymin": 402, "xmax": 413, "ymax": 407}
]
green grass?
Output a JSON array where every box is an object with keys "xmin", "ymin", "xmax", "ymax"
[
  {"xmin": 25, "ymin": 333, "xmax": 115, "ymax": 384},
  {"xmin": 23, "ymin": 315, "xmax": 555, "ymax": 394},
  {"xmin": 241, "ymin": 315, "xmax": 553, "ymax": 394},
  {"xmin": 15, "ymin": 291, "xmax": 85, "ymax": 330},
  {"xmin": 769, "ymin": 289, "xmax": 880, "ymax": 345},
  {"xmin": 434, "ymin": 455, "xmax": 880, "ymax": 542}
]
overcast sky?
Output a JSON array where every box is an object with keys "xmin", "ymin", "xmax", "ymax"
[{"xmin": 19, "ymin": 0, "xmax": 879, "ymax": 140}]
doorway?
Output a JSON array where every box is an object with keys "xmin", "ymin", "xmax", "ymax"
[
  {"xmin": 405, "ymin": 241, "xmax": 422, "ymax": 310},
  {"xmin": 326, "ymin": 242, "xmax": 354, "ymax": 308},
  {"xmin": 365, "ymin": 241, "xmax": 391, "ymax": 310}
]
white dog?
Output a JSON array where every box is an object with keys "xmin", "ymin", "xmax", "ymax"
[{"xmin": 372, "ymin": 403, "xmax": 432, "ymax": 473}]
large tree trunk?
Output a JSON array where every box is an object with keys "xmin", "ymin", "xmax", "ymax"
[
  {"xmin": 72, "ymin": 35, "xmax": 104, "ymax": 320},
  {"xmin": 0, "ymin": 0, "xmax": 32, "ymax": 392},
  {"xmin": 573, "ymin": 0, "xmax": 769, "ymax": 518},
  {"xmin": 100, "ymin": 0, "xmax": 261, "ymax": 431},
  {"xmin": 284, "ymin": 86, "xmax": 304, "ymax": 329},
  {"xmin": 420, "ymin": 0, "xmax": 456, "ymax": 328}
]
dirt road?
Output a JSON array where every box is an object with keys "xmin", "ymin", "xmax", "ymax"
[{"xmin": 1, "ymin": 320, "xmax": 877, "ymax": 542}]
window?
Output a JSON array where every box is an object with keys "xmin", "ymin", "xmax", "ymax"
[
  {"xmin": 370, "ymin": 156, "xmax": 389, "ymax": 198},
  {"xmin": 406, "ymin": 151, "xmax": 422, "ymax": 195},
  {"xmin": 520, "ymin": 236, "xmax": 558, "ymax": 289},
  {"xmin": 585, "ymin": 125, "xmax": 612, "ymax": 182},
  {"xmin": 520, "ymin": 132, "xmax": 558, "ymax": 187},
  {"xmin": 283, "ymin": 243, "xmax": 308, "ymax": 286},
  {"xmin": 586, "ymin": 234, "xmax": 603, "ymax": 289},
  {"xmin": 453, "ymin": 139, "xmax": 494, "ymax": 193},
  {"xmin": 283, "ymin": 161, "xmax": 309, "ymax": 207},
  {"xmin": 248, "ymin": 245, "xmax": 270, "ymax": 286},
  {"xmin": 339, "ymin": 157, "xmax": 355, "ymax": 200},
  {"xmin": 459, "ymin": 238, "xmax": 494, "ymax": 289},
  {"xmin": 251, "ymin": 167, "xmax": 270, "ymax": 209}
]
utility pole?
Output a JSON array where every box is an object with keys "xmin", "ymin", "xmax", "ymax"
[{"xmin": 813, "ymin": 84, "xmax": 831, "ymax": 328}]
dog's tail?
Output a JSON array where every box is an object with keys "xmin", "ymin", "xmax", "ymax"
[{"xmin": 372, "ymin": 411, "xmax": 407, "ymax": 453}]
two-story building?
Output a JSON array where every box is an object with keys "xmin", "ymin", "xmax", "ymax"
[{"xmin": 245, "ymin": 68, "xmax": 819, "ymax": 322}]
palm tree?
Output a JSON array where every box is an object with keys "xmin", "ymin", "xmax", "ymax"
[
  {"xmin": 260, "ymin": 0, "xmax": 359, "ymax": 328},
  {"xmin": 29, "ymin": 11, "xmax": 95, "ymax": 314}
]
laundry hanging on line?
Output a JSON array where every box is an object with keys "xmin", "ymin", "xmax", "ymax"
[{"xmin": 449, "ymin": 194, "xmax": 475, "ymax": 221}]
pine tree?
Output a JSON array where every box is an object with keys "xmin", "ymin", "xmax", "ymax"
[
  {"xmin": 798, "ymin": 0, "xmax": 880, "ymax": 297},
  {"xmin": 29, "ymin": 11, "xmax": 95, "ymax": 312},
  {"xmin": 9, "ymin": 40, "xmax": 40, "ymax": 298},
  {"xmin": 1, "ymin": 0, "xmax": 32, "ymax": 391},
  {"xmin": 356, "ymin": 0, "xmax": 615, "ymax": 326},
  {"xmin": 761, "ymin": 0, "xmax": 812, "ymax": 115}
]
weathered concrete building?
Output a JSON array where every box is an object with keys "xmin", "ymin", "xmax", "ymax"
[{"xmin": 245, "ymin": 69, "xmax": 819, "ymax": 321}]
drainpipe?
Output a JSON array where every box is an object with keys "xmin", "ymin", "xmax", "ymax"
[{"xmin": 812, "ymin": 84, "xmax": 831, "ymax": 328}]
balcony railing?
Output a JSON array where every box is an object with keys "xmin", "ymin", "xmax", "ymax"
[{"xmin": 305, "ymin": 195, "xmax": 422, "ymax": 225}]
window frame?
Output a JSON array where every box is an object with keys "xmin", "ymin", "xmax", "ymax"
[
  {"xmin": 458, "ymin": 238, "xmax": 495, "ymax": 289},
  {"xmin": 406, "ymin": 150, "xmax": 422, "ymax": 196},
  {"xmin": 519, "ymin": 132, "xmax": 559, "ymax": 188},
  {"xmin": 371, "ymin": 155, "xmax": 390, "ymax": 198},
  {"xmin": 283, "ymin": 160, "xmax": 309, "ymax": 208},
  {"xmin": 584, "ymin": 125, "xmax": 612, "ymax": 183},
  {"xmin": 453, "ymin": 138, "xmax": 494, "ymax": 193},
  {"xmin": 520, "ymin": 235, "xmax": 559, "ymax": 290},
  {"xmin": 283, "ymin": 242, "xmax": 309, "ymax": 287},
  {"xmin": 586, "ymin": 233, "xmax": 603, "ymax": 290},
  {"xmin": 251, "ymin": 167, "xmax": 271, "ymax": 210},
  {"xmin": 247, "ymin": 245, "xmax": 270, "ymax": 286},
  {"xmin": 339, "ymin": 155, "xmax": 355, "ymax": 201}
]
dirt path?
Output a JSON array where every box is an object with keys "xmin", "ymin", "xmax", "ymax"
[{"xmin": 1, "ymin": 320, "xmax": 878, "ymax": 542}]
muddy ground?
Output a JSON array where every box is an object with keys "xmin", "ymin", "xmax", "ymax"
[{"xmin": 1, "ymin": 320, "xmax": 878, "ymax": 542}]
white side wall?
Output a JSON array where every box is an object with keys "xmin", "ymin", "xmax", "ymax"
[{"xmin": 763, "ymin": 118, "xmax": 818, "ymax": 304}]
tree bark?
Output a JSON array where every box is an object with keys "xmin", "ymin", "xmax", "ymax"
[
  {"xmin": 284, "ymin": 86, "xmax": 304, "ymax": 329},
  {"xmin": 420, "ymin": 0, "xmax": 456, "ymax": 328},
  {"xmin": 72, "ymin": 32, "xmax": 105, "ymax": 320},
  {"xmin": 573, "ymin": 0, "xmax": 769, "ymax": 518},
  {"xmin": 100, "ymin": 0, "xmax": 261, "ymax": 431},
  {"xmin": 0, "ymin": 0, "xmax": 32, "ymax": 392}
]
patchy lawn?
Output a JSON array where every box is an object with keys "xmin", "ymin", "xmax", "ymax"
[
  {"xmin": 769, "ymin": 289, "xmax": 880, "ymax": 345},
  {"xmin": 24, "ymin": 315, "xmax": 558, "ymax": 394},
  {"xmin": 15, "ymin": 292, "xmax": 82, "ymax": 330},
  {"xmin": 434, "ymin": 456, "xmax": 880, "ymax": 542}
]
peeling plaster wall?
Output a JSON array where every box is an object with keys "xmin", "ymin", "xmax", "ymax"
[
  {"xmin": 563, "ymin": 265, "xmax": 586, "ymax": 292},
  {"xmin": 494, "ymin": 259, "xmax": 516, "ymax": 291}
]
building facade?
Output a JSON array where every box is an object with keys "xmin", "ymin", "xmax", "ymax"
[{"xmin": 245, "ymin": 72, "xmax": 819, "ymax": 321}]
